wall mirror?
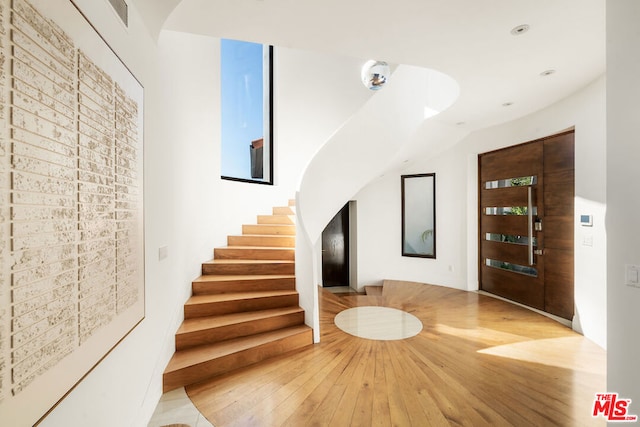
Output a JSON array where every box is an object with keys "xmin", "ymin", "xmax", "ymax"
[{"xmin": 401, "ymin": 173, "xmax": 436, "ymax": 258}]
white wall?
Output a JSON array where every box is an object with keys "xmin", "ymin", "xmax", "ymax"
[
  {"xmin": 354, "ymin": 76, "xmax": 607, "ymax": 349},
  {"xmin": 606, "ymin": 0, "xmax": 640, "ymax": 407},
  {"xmin": 38, "ymin": 5, "xmax": 371, "ymax": 422}
]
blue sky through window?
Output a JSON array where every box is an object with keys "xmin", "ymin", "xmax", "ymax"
[{"xmin": 221, "ymin": 39, "xmax": 265, "ymax": 180}]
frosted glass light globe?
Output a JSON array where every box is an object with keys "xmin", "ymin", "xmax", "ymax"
[{"xmin": 361, "ymin": 60, "xmax": 390, "ymax": 90}]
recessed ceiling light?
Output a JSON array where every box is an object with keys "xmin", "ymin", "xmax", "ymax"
[
  {"xmin": 502, "ymin": 102, "xmax": 514, "ymax": 107},
  {"xmin": 510, "ymin": 24, "xmax": 530, "ymax": 36},
  {"xmin": 456, "ymin": 121, "xmax": 466, "ymax": 126},
  {"xmin": 540, "ymin": 69, "xmax": 556, "ymax": 77}
]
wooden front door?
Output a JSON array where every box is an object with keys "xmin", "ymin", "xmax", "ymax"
[
  {"xmin": 479, "ymin": 131, "xmax": 575, "ymax": 320},
  {"xmin": 322, "ymin": 203, "xmax": 350, "ymax": 287}
]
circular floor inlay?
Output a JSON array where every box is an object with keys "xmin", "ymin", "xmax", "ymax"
[{"xmin": 334, "ymin": 306, "xmax": 423, "ymax": 340}]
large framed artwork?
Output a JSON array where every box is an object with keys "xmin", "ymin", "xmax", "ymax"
[
  {"xmin": 401, "ymin": 173, "xmax": 436, "ymax": 258},
  {"xmin": 0, "ymin": 0, "xmax": 145, "ymax": 425},
  {"xmin": 220, "ymin": 38, "xmax": 274, "ymax": 185}
]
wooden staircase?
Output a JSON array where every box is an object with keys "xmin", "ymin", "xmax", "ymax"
[{"xmin": 163, "ymin": 200, "xmax": 313, "ymax": 392}]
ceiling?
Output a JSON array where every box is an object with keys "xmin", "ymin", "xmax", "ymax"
[{"xmin": 131, "ymin": 0, "xmax": 605, "ymax": 130}]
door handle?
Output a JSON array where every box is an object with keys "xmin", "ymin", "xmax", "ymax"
[{"xmin": 528, "ymin": 186, "xmax": 534, "ymax": 266}]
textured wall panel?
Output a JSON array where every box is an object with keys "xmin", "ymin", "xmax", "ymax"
[
  {"xmin": 9, "ymin": 0, "xmax": 77, "ymax": 394},
  {"xmin": 115, "ymin": 83, "xmax": 140, "ymax": 313},
  {"xmin": 0, "ymin": 14, "xmax": 4, "ymax": 139},
  {"xmin": 11, "ymin": 0, "xmax": 74, "ymax": 66},
  {"xmin": 77, "ymin": 51, "xmax": 116, "ymax": 344},
  {"xmin": 0, "ymin": 0, "xmax": 8, "ymax": 405},
  {"xmin": 0, "ymin": 0, "xmax": 144, "ymax": 423}
]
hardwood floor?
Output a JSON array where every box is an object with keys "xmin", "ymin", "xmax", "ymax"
[{"xmin": 186, "ymin": 281, "xmax": 605, "ymax": 426}]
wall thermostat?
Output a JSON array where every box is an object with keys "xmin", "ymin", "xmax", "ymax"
[{"xmin": 580, "ymin": 214, "xmax": 593, "ymax": 227}]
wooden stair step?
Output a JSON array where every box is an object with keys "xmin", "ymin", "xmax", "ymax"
[
  {"xmin": 364, "ymin": 285, "xmax": 383, "ymax": 296},
  {"xmin": 163, "ymin": 324, "xmax": 313, "ymax": 392},
  {"xmin": 273, "ymin": 206, "xmax": 295, "ymax": 215},
  {"xmin": 163, "ymin": 199, "xmax": 312, "ymax": 393},
  {"xmin": 192, "ymin": 275, "xmax": 296, "ymax": 295},
  {"xmin": 242, "ymin": 224, "xmax": 296, "ymax": 236},
  {"xmin": 339, "ymin": 294, "xmax": 385, "ymax": 306},
  {"xmin": 228, "ymin": 234, "xmax": 295, "ymax": 248},
  {"xmin": 176, "ymin": 306, "xmax": 305, "ymax": 350},
  {"xmin": 257, "ymin": 215, "xmax": 295, "ymax": 225},
  {"xmin": 214, "ymin": 246, "xmax": 295, "ymax": 261},
  {"xmin": 184, "ymin": 290, "xmax": 299, "ymax": 318},
  {"xmin": 202, "ymin": 259, "xmax": 295, "ymax": 275},
  {"xmin": 288, "ymin": 199, "xmax": 295, "ymax": 207}
]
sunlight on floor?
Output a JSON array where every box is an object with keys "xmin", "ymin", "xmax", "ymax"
[
  {"xmin": 435, "ymin": 323, "xmax": 532, "ymax": 346},
  {"xmin": 477, "ymin": 336, "xmax": 606, "ymax": 375},
  {"xmin": 434, "ymin": 322, "xmax": 605, "ymax": 375}
]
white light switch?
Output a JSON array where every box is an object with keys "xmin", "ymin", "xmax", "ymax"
[
  {"xmin": 625, "ymin": 264, "xmax": 640, "ymax": 287},
  {"xmin": 159, "ymin": 246, "xmax": 168, "ymax": 260},
  {"xmin": 582, "ymin": 236, "xmax": 593, "ymax": 247}
]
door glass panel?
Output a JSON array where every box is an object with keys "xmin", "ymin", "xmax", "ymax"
[
  {"xmin": 485, "ymin": 175, "xmax": 537, "ymax": 189},
  {"xmin": 485, "ymin": 206, "xmax": 537, "ymax": 216},
  {"xmin": 486, "ymin": 259, "xmax": 538, "ymax": 277},
  {"xmin": 486, "ymin": 233, "xmax": 537, "ymax": 246}
]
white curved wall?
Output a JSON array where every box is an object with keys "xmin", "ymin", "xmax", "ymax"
[
  {"xmin": 297, "ymin": 65, "xmax": 459, "ymax": 245},
  {"xmin": 295, "ymin": 65, "xmax": 459, "ymax": 342}
]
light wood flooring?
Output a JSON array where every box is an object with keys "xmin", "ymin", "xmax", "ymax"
[{"xmin": 186, "ymin": 281, "xmax": 606, "ymax": 426}]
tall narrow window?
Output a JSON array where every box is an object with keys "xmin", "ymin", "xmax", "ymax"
[{"xmin": 220, "ymin": 39, "xmax": 273, "ymax": 184}]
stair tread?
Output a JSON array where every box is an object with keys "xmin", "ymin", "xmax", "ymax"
[
  {"xmin": 364, "ymin": 285, "xmax": 384, "ymax": 296},
  {"xmin": 216, "ymin": 246, "xmax": 295, "ymax": 251},
  {"xmin": 193, "ymin": 274, "xmax": 295, "ymax": 283},
  {"xmin": 241, "ymin": 230, "xmax": 295, "ymax": 235},
  {"xmin": 186, "ymin": 290, "xmax": 298, "ymax": 305},
  {"xmin": 244, "ymin": 223, "xmax": 294, "ymax": 227},
  {"xmin": 231, "ymin": 234, "xmax": 295, "ymax": 237},
  {"xmin": 242, "ymin": 225, "xmax": 295, "ymax": 233},
  {"xmin": 164, "ymin": 200, "xmax": 310, "ymax": 393},
  {"xmin": 204, "ymin": 259, "xmax": 295, "ymax": 264},
  {"xmin": 178, "ymin": 306, "xmax": 304, "ymax": 334},
  {"xmin": 166, "ymin": 325, "xmax": 312, "ymax": 372}
]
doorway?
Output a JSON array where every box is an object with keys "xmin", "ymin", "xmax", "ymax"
[
  {"xmin": 478, "ymin": 130, "xmax": 575, "ymax": 320},
  {"xmin": 322, "ymin": 202, "xmax": 352, "ymax": 288}
]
